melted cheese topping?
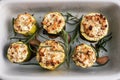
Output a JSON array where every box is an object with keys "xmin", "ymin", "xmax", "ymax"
[
  {"xmin": 72, "ymin": 43, "xmax": 96, "ymax": 68},
  {"xmin": 42, "ymin": 12, "xmax": 65, "ymax": 34},
  {"xmin": 36, "ymin": 40, "xmax": 65, "ymax": 70},
  {"xmin": 81, "ymin": 13, "xmax": 109, "ymax": 41},
  {"xmin": 14, "ymin": 13, "xmax": 36, "ymax": 34},
  {"xmin": 7, "ymin": 42, "xmax": 28, "ymax": 63}
]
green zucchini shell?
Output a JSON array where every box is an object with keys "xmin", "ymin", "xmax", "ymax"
[
  {"xmin": 7, "ymin": 41, "xmax": 31, "ymax": 63},
  {"xmin": 42, "ymin": 12, "xmax": 65, "ymax": 34},
  {"xmin": 72, "ymin": 43, "xmax": 96, "ymax": 68},
  {"xmin": 13, "ymin": 13, "xmax": 37, "ymax": 36},
  {"xmin": 80, "ymin": 13, "xmax": 109, "ymax": 41},
  {"xmin": 36, "ymin": 40, "xmax": 65, "ymax": 70}
]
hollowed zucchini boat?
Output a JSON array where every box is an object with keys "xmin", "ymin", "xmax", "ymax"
[
  {"xmin": 80, "ymin": 13, "xmax": 109, "ymax": 41},
  {"xmin": 72, "ymin": 43, "xmax": 96, "ymax": 68},
  {"xmin": 36, "ymin": 40, "xmax": 65, "ymax": 70},
  {"xmin": 14, "ymin": 13, "xmax": 37, "ymax": 36},
  {"xmin": 7, "ymin": 42, "xmax": 31, "ymax": 63},
  {"xmin": 42, "ymin": 12, "xmax": 65, "ymax": 34}
]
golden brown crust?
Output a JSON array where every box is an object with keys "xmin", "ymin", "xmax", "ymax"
[
  {"xmin": 14, "ymin": 13, "xmax": 36, "ymax": 34},
  {"xmin": 72, "ymin": 43, "xmax": 96, "ymax": 68},
  {"xmin": 42, "ymin": 12, "xmax": 65, "ymax": 34},
  {"xmin": 36, "ymin": 40, "xmax": 65, "ymax": 70},
  {"xmin": 7, "ymin": 42, "xmax": 29, "ymax": 63},
  {"xmin": 81, "ymin": 13, "xmax": 109, "ymax": 41}
]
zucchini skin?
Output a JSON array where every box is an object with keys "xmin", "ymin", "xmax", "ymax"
[
  {"xmin": 7, "ymin": 42, "xmax": 31, "ymax": 63},
  {"xmin": 23, "ymin": 24, "xmax": 37, "ymax": 36}
]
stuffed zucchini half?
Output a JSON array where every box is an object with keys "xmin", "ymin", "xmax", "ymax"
[
  {"xmin": 36, "ymin": 40, "xmax": 65, "ymax": 70},
  {"xmin": 7, "ymin": 42, "xmax": 31, "ymax": 63},
  {"xmin": 72, "ymin": 43, "xmax": 96, "ymax": 68},
  {"xmin": 14, "ymin": 13, "xmax": 37, "ymax": 36},
  {"xmin": 42, "ymin": 12, "xmax": 65, "ymax": 34},
  {"xmin": 80, "ymin": 13, "xmax": 109, "ymax": 41}
]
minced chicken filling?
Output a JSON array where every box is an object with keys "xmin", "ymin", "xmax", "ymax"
[
  {"xmin": 42, "ymin": 12, "xmax": 65, "ymax": 34},
  {"xmin": 7, "ymin": 42, "xmax": 28, "ymax": 63},
  {"xmin": 72, "ymin": 44, "xmax": 96, "ymax": 68},
  {"xmin": 14, "ymin": 13, "xmax": 35, "ymax": 33},
  {"xmin": 37, "ymin": 40, "xmax": 65, "ymax": 69},
  {"xmin": 81, "ymin": 13, "xmax": 108, "ymax": 38}
]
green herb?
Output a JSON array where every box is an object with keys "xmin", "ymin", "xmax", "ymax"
[
  {"xmin": 61, "ymin": 30, "xmax": 69, "ymax": 49},
  {"xmin": 70, "ymin": 26, "xmax": 79, "ymax": 44},
  {"xmin": 71, "ymin": 33, "xmax": 79, "ymax": 44},
  {"xmin": 63, "ymin": 12, "xmax": 81, "ymax": 25},
  {"xmin": 61, "ymin": 30, "xmax": 70, "ymax": 67},
  {"xmin": 60, "ymin": 14, "xmax": 83, "ymax": 68},
  {"xmin": 95, "ymin": 33, "xmax": 112, "ymax": 55},
  {"xmin": 61, "ymin": 30, "xmax": 69, "ymax": 44},
  {"xmin": 67, "ymin": 15, "xmax": 83, "ymax": 33},
  {"xmin": 91, "ymin": 33, "xmax": 112, "ymax": 58},
  {"xmin": 24, "ymin": 32, "xmax": 37, "ymax": 44},
  {"xmin": 66, "ymin": 12, "xmax": 79, "ymax": 21},
  {"xmin": 100, "ymin": 45, "xmax": 107, "ymax": 52},
  {"xmin": 97, "ymin": 33, "xmax": 112, "ymax": 46},
  {"xmin": 69, "ymin": 16, "xmax": 83, "ymax": 44}
]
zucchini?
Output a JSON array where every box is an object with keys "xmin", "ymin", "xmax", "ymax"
[
  {"xmin": 42, "ymin": 12, "xmax": 65, "ymax": 34},
  {"xmin": 7, "ymin": 42, "xmax": 31, "ymax": 63},
  {"xmin": 36, "ymin": 40, "xmax": 65, "ymax": 70},
  {"xmin": 14, "ymin": 13, "xmax": 37, "ymax": 36},
  {"xmin": 80, "ymin": 13, "xmax": 109, "ymax": 41},
  {"xmin": 72, "ymin": 43, "xmax": 96, "ymax": 68}
]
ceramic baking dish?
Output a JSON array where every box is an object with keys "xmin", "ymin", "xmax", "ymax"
[{"xmin": 0, "ymin": 0, "xmax": 120, "ymax": 80}]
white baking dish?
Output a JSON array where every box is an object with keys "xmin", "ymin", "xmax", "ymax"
[{"xmin": 0, "ymin": 0, "xmax": 120, "ymax": 80}]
